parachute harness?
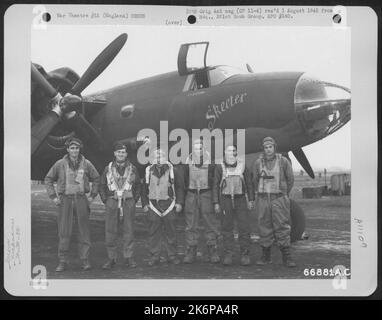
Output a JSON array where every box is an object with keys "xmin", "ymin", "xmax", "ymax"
[
  {"xmin": 145, "ymin": 162, "xmax": 176, "ymax": 217},
  {"xmin": 220, "ymin": 158, "xmax": 248, "ymax": 209}
]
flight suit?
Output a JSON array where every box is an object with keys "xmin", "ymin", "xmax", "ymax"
[
  {"xmin": 213, "ymin": 159, "xmax": 254, "ymax": 264},
  {"xmin": 141, "ymin": 164, "xmax": 184, "ymax": 263},
  {"xmin": 252, "ymin": 153, "xmax": 294, "ymax": 248},
  {"xmin": 44, "ymin": 155, "xmax": 100, "ymax": 264},
  {"xmin": 182, "ymin": 158, "xmax": 220, "ymax": 263},
  {"xmin": 99, "ymin": 161, "xmax": 141, "ymax": 261}
]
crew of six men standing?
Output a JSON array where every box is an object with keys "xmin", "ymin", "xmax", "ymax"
[{"xmin": 45, "ymin": 136, "xmax": 296, "ymax": 272}]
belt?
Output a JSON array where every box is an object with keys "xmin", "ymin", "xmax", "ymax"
[
  {"xmin": 257, "ymin": 193, "xmax": 284, "ymax": 199},
  {"xmin": 108, "ymin": 195, "xmax": 133, "ymax": 200},
  {"xmin": 221, "ymin": 194, "xmax": 246, "ymax": 199},
  {"xmin": 187, "ymin": 188, "xmax": 211, "ymax": 194},
  {"xmin": 62, "ymin": 193, "xmax": 86, "ymax": 198}
]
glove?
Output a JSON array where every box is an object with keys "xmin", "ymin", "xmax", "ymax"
[
  {"xmin": 175, "ymin": 203, "xmax": 182, "ymax": 213},
  {"xmin": 143, "ymin": 205, "xmax": 149, "ymax": 213},
  {"xmin": 247, "ymin": 201, "xmax": 254, "ymax": 210},
  {"xmin": 214, "ymin": 203, "xmax": 221, "ymax": 214}
]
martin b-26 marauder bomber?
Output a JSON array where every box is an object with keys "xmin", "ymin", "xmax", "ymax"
[{"xmin": 31, "ymin": 33, "xmax": 351, "ymax": 241}]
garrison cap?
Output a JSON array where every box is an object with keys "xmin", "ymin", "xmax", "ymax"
[
  {"xmin": 65, "ymin": 137, "xmax": 83, "ymax": 148},
  {"xmin": 113, "ymin": 141, "xmax": 127, "ymax": 152},
  {"xmin": 262, "ymin": 136, "xmax": 276, "ymax": 146}
]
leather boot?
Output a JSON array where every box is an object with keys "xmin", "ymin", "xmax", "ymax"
[
  {"xmin": 240, "ymin": 249, "xmax": 251, "ymax": 266},
  {"xmin": 55, "ymin": 261, "xmax": 67, "ymax": 272},
  {"xmin": 168, "ymin": 255, "xmax": 181, "ymax": 265},
  {"xmin": 81, "ymin": 259, "xmax": 92, "ymax": 271},
  {"xmin": 280, "ymin": 246, "xmax": 296, "ymax": 268},
  {"xmin": 148, "ymin": 256, "xmax": 160, "ymax": 266},
  {"xmin": 256, "ymin": 246, "xmax": 272, "ymax": 265},
  {"xmin": 183, "ymin": 246, "xmax": 197, "ymax": 264},
  {"xmin": 222, "ymin": 252, "xmax": 233, "ymax": 266},
  {"xmin": 208, "ymin": 245, "xmax": 220, "ymax": 264},
  {"xmin": 124, "ymin": 257, "xmax": 137, "ymax": 268},
  {"xmin": 102, "ymin": 259, "xmax": 116, "ymax": 270}
]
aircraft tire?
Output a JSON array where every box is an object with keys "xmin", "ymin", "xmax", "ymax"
[{"xmin": 290, "ymin": 199, "xmax": 305, "ymax": 242}]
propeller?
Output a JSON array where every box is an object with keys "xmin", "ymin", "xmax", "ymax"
[
  {"xmin": 31, "ymin": 63, "xmax": 57, "ymax": 98},
  {"xmin": 31, "ymin": 63, "xmax": 75, "ymax": 154},
  {"xmin": 31, "ymin": 33, "xmax": 128, "ymax": 155},
  {"xmin": 71, "ymin": 33, "xmax": 127, "ymax": 95},
  {"xmin": 292, "ymin": 148, "xmax": 315, "ymax": 179},
  {"xmin": 246, "ymin": 63, "xmax": 254, "ymax": 73}
]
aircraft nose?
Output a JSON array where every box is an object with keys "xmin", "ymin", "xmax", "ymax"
[{"xmin": 294, "ymin": 73, "xmax": 351, "ymax": 138}]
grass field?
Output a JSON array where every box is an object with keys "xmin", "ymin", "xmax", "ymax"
[{"xmin": 31, "ymin": 173, "xmax": 350, "ymax": 279}]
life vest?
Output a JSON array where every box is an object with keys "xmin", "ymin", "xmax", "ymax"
[
  {"xmin": 220, "ymin": 158, "xmax": 246, "ymax": 196},
  {"xmin": 64, "ymin": 156, "xmax": 86, "ymax": 195},
  {"xmin": 258, "ymin": 153, "xmax": 282, "ymax": 194},
  {"xmin": 106, "ymin": 162, "xmax": 134, "ymax": 208},
  {"xmin": 188, "ymin": 164, "xmax": 209, "ymax": 190},
  {"xmin": 145, "ymin": 162, "xmax": 175, "ymax": 217},
  {"xmin": 186, "ymin": 151, "xmax": 211, "ymax": 190}
]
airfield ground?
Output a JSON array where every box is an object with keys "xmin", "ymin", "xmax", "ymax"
[{"xmin": 31, "ymin": 173, "xmax": 350, "ymax": 279}]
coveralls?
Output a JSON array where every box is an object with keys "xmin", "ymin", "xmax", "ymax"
[
  {"xmin": 44, "ymin": 154, "xmax": 100, "ymax": 263},
  {"xmin": 182, "ymin": 155, "xmax": 220, "ymax": 256},
  {"xmin": 99, "ymin": 161, "xmax": 141, "ymax": 260},
  {"xmin": 252, "ymin": 153, "xmax": 294, "ymax": 248}
]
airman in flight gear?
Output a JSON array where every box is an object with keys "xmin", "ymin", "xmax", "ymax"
[
  {"xmin": 141, "ymin": 148, "xmax": 184, "ymax": 266},
  {"xmin": 252, "ymin": 137, "xmax": 296, "ymax": 267},
  {"xmin": 213, "ymin": 145, "xmax": 254, "ymax": 266},
  {"xmin": 44, "ymin": 137, "xmax": 100, "ymax": 272},
  {"xmin": 182, "ymin": 139, "xmax": 220, "ymax": 264},
  {"xmin": 99, "ymin": 142, "xmax": 141, "ymax": 270}
]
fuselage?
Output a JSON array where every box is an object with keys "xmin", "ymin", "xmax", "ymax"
[
  {"xmin": 88, "ymin": 69, "xmax": 306, "ymax": 150},
  {"xmin": 31, "ymin": 66, "xmax": 350, "ymax": 180}
]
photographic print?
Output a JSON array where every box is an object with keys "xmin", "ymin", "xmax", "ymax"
[{"xmin": 3, "ymin": 5, "xmax": 377, "ymax": 297}]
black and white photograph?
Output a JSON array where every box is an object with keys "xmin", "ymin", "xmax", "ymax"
[
  {"xmin": 30, "ymin": 23, "xmax": 351, "ymax": 278},
  {"xmin": 3, "ymin": 5, "xmax": 378, "ymax": 297}
]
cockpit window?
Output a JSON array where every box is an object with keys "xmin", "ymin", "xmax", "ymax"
[
  {"xmin": 184, "ymin": 65, "xmax": 247, "ymax": 92},
  {"xmin": 209, "ymin": 66, "xmax": 247, "ymax": 86}
]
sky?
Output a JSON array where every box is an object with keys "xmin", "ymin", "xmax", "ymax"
[{"xmin": 32, "ymin": 25, "xmax": 351, "ymax": 171}]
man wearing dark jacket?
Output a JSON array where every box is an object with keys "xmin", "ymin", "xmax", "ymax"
[
  {"xmin": 99, "ymin": 142, "xmax": 141, "ymax": 269},
  {"xmin": 181, "ymin": 139, "xmax": 220, "ymax": 264},
  {"xmin": 141, "ymin": 148, "xmax": 184, "ymax": 266},
  {"xmin": 44, "ymin": 137, "xmax": 100, "ymax": 272},
  {"xmin": 213, "ymin": 145, "xmax": 254, "ymax": 266}
]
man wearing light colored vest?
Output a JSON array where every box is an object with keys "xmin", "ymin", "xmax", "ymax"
[
  {"xmin": 141, "ymin": 148, "xmax": 184, "ymax": 266},
  {"xmin": 213, "ymin": 145, "xmax": 254, "ymax": 266},
  {"xmin": 252, "ymin": 137, "xmax": 296, "ymax": 267},
  {"xmin": 44, "ymin": 137, "xmax": 100, "ymax": 272},
  {"xmin": 182, "ymin": 139, "xmax": 220, "ymax": 264},
  {"xmin": 99, "ymin": 142, "xmax": 142, "ymax": 269}
]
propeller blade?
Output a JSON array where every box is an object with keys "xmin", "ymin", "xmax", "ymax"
[
  {"xmin": 31, "ymin": 111, "xmax": 60, "ymax": 154},
  {"xmin": 71, "ymin": 33, "xmax": 128, "ymax": 95},
  {"xmin": 246, "ymin": 63, "xmax": 254, "ymax": 73},
  {"xmin": 31, "ymin": 63, "xmax": 57, "ymax": 98},
  {"xmin": 70, "ymin": 113, "xmax": 104, "ymax": 150},
  {"xmin": 292, "ymin": 148, "xmax": 315, "ymax": 179}
]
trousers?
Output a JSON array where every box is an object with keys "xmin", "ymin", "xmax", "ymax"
[
  {"xmin": 105, "ymin": 197, "xmax": 136, "ymax": 259},
  {"xmin": 57, "ymin": 194, "xmax": 91, "ymax": 262},
  {"xmin": 147, "ymin": 199, "xmax": 177, "ymax": 259},
  {"xmin": 220, "ymin": 196, "xmax": 250, "ymax": 253},
  {"xmin": 184, "ymin": 190, "xmax": 220, "ymax": 247},
  {"xmin": 256, "ymin": 194, "xmax": 291, "ymax": 247}
]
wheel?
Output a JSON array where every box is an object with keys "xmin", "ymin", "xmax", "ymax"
[{"xmin": 290, "ymin": 199, "xmax": 306, "ymax": 242}]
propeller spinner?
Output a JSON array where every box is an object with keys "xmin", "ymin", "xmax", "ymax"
[{"xmin": 31, "ymin": 33, "xmax": 128, "ymax": 155}]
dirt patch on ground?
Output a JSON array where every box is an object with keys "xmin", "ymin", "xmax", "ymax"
[{"xmin": 31, "ymin": 184, "xmax": 350, "ymax": 279}]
